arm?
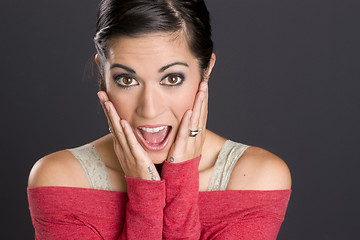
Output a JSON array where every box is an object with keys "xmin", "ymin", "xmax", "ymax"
[
  {"xmin": 211, "ymin": 218, "xmax": 286, "ymax": 240},
  {"xmin": 202, "ymin": 190, "xmax": 291, "ymax": 240},
  {"xmin": 120, "ymin": 176, "xmax": 165, "ymax": 239},
  {"xmin": 161, "ymin": 81, "xmax": 208, "ymax": 239},
  {"xmin": 101, "ymin": 90, "xmax": 167, "ymax": 239},
  {"xmin": 27, "ymin": 90, "xmax": 167, "ymax": 239},
  {"xmin": 211, "ymin": 147, "xmax": 292, "ymax": 240},
  {"xmin": 28, "ymin": 154, "xmax": 165, "ymax": 240},
  {"xmin": 161, "ymin": 157, "xmax": 201, "ymax": 239},
  {"xmin": 160, "ymin": 155, "xmax": 291, "ymax": 240}
]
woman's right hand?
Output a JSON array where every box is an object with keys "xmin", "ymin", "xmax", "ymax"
[{"xmin": 97, "ymin": 91, "xmax": 161, "ymax": 181}]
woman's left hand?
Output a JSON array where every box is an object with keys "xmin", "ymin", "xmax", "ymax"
[{"xmin": 166, "ymin": 81, "xmax": 208, "ymax": 163}]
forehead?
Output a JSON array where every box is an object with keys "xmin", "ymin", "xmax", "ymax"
[{"xmin": 106, "ymin": 33, "xmax": 198, "ymax": 68}]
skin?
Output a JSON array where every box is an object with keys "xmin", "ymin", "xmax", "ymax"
[
  {"xmin": 28, "ymin": 32, "xmax": 291, "ymax": 192},
  {"xmin": 97, "ymin": 32, "xmax": 213, "ymax": 181}
]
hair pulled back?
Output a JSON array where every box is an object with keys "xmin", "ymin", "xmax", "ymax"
[{"xmin": 94, "ymin": 0, "xmax": 213, "ymax": 91}]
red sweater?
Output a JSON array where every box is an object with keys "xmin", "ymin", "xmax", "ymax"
[{"xmin": 27, "ymin": 157, "xmax": 291, "ymax": 239}]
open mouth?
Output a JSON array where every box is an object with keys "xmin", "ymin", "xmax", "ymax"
[{"xmin": 136, "ymin": 125, "xmax": 172, "ymax": 151}]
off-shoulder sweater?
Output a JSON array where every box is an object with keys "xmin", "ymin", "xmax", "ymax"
[{"xmin": 27, "ymin": 140, "xmax": 291, "ymax": 239}]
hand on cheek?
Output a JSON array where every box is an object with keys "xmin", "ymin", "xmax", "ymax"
[
  {"xmin": 97, "ymin": 91, "xmax": 160, "ymax": 181},
  {"xmin": 167, "ymin": 81, "xmax": 208, "ymax": 163}
]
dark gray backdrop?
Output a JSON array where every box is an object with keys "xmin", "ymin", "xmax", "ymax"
[{"xmin": 1, "ymin": 0, "xmax": 359, "ymax": 239}]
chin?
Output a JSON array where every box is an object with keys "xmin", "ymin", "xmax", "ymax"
[{"xmin": 147, "ymin": 151, "xmax": 169, "ymax": 164}]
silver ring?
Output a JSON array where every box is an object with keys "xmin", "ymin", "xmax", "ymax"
[
  {"xmin": 109, "ymin": 127, "xmax": 112, "ymax": 133},
  {"xmin": 189, "ymin": 128, "xmax": 202, "ymax": 137}
]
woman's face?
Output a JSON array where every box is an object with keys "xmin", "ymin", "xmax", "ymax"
[{"xmin": 102, "ymin": 33, "xmax": 205, "ymax": 163}]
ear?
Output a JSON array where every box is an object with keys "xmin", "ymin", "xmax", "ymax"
[
  {"xmin": 204, "ymin": 53, "xmax": 216, "ymax": 81},
  {"xmin": 95, "ymin": 54, "xmax": 100, "ymax": 66}
]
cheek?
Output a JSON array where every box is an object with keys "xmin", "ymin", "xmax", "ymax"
[
  {"xmin": 171, "ymin": 87, "xmax": 198, "ymax": 121},
  {"xmin": 108, "ymin": 92, "xmax": 136, "ymax": 120},
  {"xmin": 105, "ymin": 75, "xmax": 138, "ymax": 121}
]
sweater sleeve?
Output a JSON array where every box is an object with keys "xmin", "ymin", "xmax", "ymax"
[
  {"xmin": 120, "ymin": 176, "xmax": 165, "ymax": 239},
  {"xmin": 204, "ymin": 210, "xmax": 289, "ymax": 240},
  {"xmin": 211, "ymin": 219, "xmax": 285, "ymax": 240},
  {"xmin": 27, "ymin": 178, "xmax": 166, "ymax": 240},
  {"xmin": 161, "ymin": 156, "xmax": 201, "ymax": 239},
  {"xmin": 199, "ymin": 190, "xmax": 291, "ymax": 240}
]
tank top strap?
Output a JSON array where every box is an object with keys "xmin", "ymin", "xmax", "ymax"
[
  {"xmin": 207, "ymin": 140, "xmax": 250, "ymax": 191},
  {"xmin": 67, "ymin": 144, "xmax": 113, "ymax": 191}
]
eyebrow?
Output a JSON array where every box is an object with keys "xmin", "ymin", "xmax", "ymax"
[
  {"xmin": 110, "ymin": 62, "xmax": 189, "ymax": 74},
  {"xmin": 110, "ymin": 64, "xmax": 136, "ymax": 74},
  {"xmin": 158, "ymin": 62, "xmax": 189, "ymax": 73}
]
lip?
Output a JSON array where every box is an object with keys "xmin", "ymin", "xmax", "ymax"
[{"xmin": 135, "ymin": 125, "xmax": 172, "ymax": 151}]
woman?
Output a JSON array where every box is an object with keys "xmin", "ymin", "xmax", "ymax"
[{"xmin": 27, "ymin": 0, "xmax": 291, "ymax": 239}]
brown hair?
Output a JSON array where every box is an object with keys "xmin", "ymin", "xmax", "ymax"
[{"xmin": 94, "ymin": 0, "xmax": 213, "ymax": 90}]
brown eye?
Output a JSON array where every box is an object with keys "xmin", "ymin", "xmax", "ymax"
[
  {"xmin": 161, "ymin": 74, "xmax": 184, "ymax": 86},
  {"xmin": 115, "ymin": 75, "xmax": 138, "ymax": 87},
  {"xmin": 122, "ymin": 77, "xmax": 133, "ymax": 85},
  {"xmin": 168, "ymin": 75, "xmax": 178, "ymax": 84}
]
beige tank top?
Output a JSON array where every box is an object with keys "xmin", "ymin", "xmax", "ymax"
[{"xmin": 67, "ymin": 140, "xmax": 249, "ymax": 192}]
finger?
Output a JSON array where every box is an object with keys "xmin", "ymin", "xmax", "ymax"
[
  {"xmin": 199, "ymin": 81, "xmax": 208, "ymax": 129},
  {"xmin": 104, "ymin": 100, "xmax": 129, "ymax": 149},
  {"xmin": 190, "ymin": 89, "xmax": 205, "ymax": 130},
  {"xmin": 103, "ymin": 105, "xmax": 125, "ymax": 165},
  {"xmin": 104, "ymin": 101, "xmax": 121, "ymax": 129},
  {"xmin": 97, "ymin": 90, "xmax": 110, "ymax": 102},
  {"xmin": 120, "ymin": 120, "xmax": 148, "ymax": 162},
  {"xmin": 121, "ymin": 120, "xmax": 160, "ymax": 180},
  {"xmin": 97, "ymin": 91, "xmax": 114, "ymax": 131},
  {"xmin": 104, "ymin": 102, "xmax": 139, "ymax": 172},
  {"xmin": 97, "ymin": 92, "xmax": 129, "ymax": 160},
  {"xmin": 105, "ymin": 101, "xmax": 130, "ymax": 150},
  {"xmin": 98, "ymin": 93, "xmax": 159, "ymax": 181},
  {"xmin": 98, "ymin": 92, "xmax": 130, "ymax": 153},
  {"xmin": 169, "ymin": 110, "xmax": 192, "ymax": 160},
  {"xmin": 180, "ymin": 109, "xmax": 193, "ymax": 137},
  {"xmin": 97, "ymin": 91, "xmax": 110, "ymax": 109}
]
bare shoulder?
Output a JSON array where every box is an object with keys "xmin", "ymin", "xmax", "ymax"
[
  {"xmin": 28, "ymin": 149, "xmax": 90, "ymax": 189},
  {"xmin": 227, "ymin": 146, "xmax": 292, "ymax": 190}
]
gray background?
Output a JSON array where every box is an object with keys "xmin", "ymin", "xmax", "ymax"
[{"xmin": 1, "ymin": 0, "xmax": 359, "ymax": 239}]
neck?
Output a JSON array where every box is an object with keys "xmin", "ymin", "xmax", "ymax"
[{"xmin": 154, "ymin": 163, "xmax": 163, "ymax": 177}]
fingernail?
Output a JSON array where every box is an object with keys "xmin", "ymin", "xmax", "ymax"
[
  {"xmin": 104, "ymin": 102, "xmax": 110, "ymax": 113},
  {"xmin": 188, "ymin": 110, "xmax": 193, "ymax": 119},
  {"xmin": 201, "ymin": 82, "xmax": 208, "ymax": 91},
  {"xmin": 97, "ymin": 91, "xmax": 103, "ymax": 101},
  {"xmin": 121, "ymin": 120, "xmax": 126, "ymax": 129},
  {"xmin": 201, "ymin": 92, "xmax": 205, "ymax": 101}
]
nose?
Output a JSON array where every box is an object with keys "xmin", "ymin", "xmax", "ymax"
[{"xmin": 135, "ymin": 85, "xmax": 165, "ymax": 119}]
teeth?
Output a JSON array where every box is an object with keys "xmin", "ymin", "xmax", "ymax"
[{"xmin": 139, "ymin": 126, "xmax": 167, "ymax": 133}]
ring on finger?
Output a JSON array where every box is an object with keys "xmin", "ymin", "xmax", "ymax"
[{"xmin": 189, "ymin": 128, "xmax": 202, "ymax": 137}]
